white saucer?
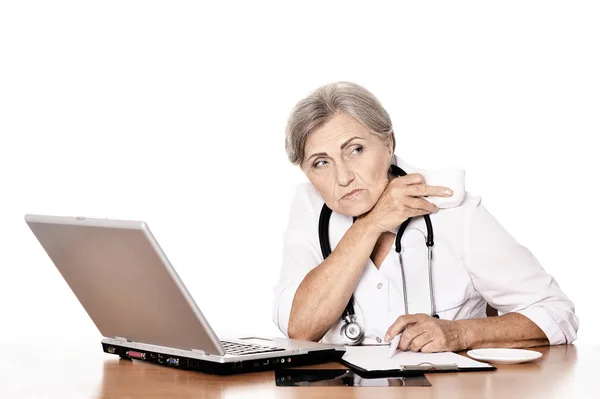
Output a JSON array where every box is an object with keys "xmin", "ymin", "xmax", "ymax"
[{"xmin": 466, "ymin": 348, "xmax": 543, "ymax": 364}]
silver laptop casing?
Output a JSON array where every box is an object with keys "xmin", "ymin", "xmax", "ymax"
[{"xmin": 25, "ymin": 214, "xmax": 342, "ymax": 363}]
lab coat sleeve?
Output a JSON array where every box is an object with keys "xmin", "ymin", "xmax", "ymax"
[
  {"xmin": 463, "ymin": 196, "xmax": 579, "ymax": 345},
  {"xmin": 272, "ymin": 183, "xmax": 323, "ymax": 337}
]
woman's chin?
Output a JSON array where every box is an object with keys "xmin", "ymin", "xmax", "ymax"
[{"xmin": 337, "ymin": 199, "xmax": 375, "ymax": 218}]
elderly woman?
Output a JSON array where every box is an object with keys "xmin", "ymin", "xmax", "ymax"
[{"xmin": 272, "ymin": 81, "xmax": 578, "ymax": 352}]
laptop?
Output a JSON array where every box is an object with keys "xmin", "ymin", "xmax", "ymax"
[{"xmin": 25, "ymin": 214, "xmax": 344, "ymax": 375}]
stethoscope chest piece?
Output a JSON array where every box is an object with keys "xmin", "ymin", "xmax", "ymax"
[{"xmin": 340, "ymin": 315, "xmax": 364, "ymax": 346}]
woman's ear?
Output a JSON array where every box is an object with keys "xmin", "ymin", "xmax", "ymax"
[{"xmin": 387, "ymin": 134, "xmax": 394, "ymax": 159}]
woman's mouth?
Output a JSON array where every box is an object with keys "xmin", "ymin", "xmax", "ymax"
[{"xmin": 342, "ymin": 189, "xmax": 364, "ymax": 200}]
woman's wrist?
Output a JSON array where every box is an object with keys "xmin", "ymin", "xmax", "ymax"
[
  {"xmin": 354, "ymin": 213, "xmax": 384, "ymax": 239},
  {"xmin": 455, "ymin": 319, "xmax": 478, "ymax": 350}
]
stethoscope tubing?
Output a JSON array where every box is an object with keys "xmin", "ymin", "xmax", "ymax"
[{"xmin": 317, "ymin": 164, "xmax": 439, "ymax": 342}]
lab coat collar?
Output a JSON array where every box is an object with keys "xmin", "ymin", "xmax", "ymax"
[{"xmin": 392, "ymin": 154, "xmax": 425, "ymax": 175}]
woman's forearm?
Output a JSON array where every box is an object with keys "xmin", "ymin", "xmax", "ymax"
[
  {"xmin": 287, "ymin": 217, "xmax": 381, "ymax": 342},
  {"xmin": 457, "ymin": 312, "xmax": 549, "ymax": 349}
]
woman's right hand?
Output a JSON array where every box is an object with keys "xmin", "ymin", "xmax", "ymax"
[{"xmin": 362, "ymin": 173, "xmax": 454, "ymax": 234}]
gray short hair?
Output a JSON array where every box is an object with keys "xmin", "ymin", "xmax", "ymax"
[{"xmin": 285, "ymin": 81, "xmax": 396, "ymax": 165}]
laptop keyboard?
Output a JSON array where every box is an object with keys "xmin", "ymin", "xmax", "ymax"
[{"xmin": 220, "ymin": 340, "xmax": 286, "ymax": 356}]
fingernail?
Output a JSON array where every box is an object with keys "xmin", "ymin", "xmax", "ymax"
[
  {"xmin": 384, "ymin": 334, "xmax": 390, "ymax": 342},
  {"xmin": 434, "ymin": 206, "xmax": 440, "ymax": 212},
  {"xmin": 445, "ymin": 189, "xmax": 453, "ymax": 195}
]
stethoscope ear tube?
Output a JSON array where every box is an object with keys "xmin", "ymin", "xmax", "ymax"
[
  {"xmin": 318, "ymin": 205, "xmax": 333, "ymax": 257},
  {"xmin": 391, "ymin": 164, "xmax": 434, "ymax": 251}
]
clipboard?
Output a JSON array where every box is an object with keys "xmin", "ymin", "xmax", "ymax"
[{"xmin": 339, "ymin": 346, "xmax": 496, "ymax": 378}]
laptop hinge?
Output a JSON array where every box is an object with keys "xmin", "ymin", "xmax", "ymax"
[
  {"xmin": 113, "ymin": 336, "xmax": 129, "ymax": 342},
  {"xmin": 191, "ymin": 349, "xmax": 205, "ymax": 355}
]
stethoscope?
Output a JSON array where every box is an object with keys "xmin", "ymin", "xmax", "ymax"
[{"xmin": 318, "ymin": 164, "xmax": 438, "ymax": 346}]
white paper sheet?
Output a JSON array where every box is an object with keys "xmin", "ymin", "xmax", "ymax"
[{"xmin": 342, "ymin": 346, "xmax": 491, "ymax": 371}]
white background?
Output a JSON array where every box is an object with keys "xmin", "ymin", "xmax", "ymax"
[{"xmin": 1, "ymin": 0, "xmax": 598, "ymax": 354}]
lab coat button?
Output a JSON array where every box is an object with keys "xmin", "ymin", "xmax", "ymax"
[
  {"xmin": 377, "ymin": 282, "xmax": 383, "ymax": 289},
  {"xmin": 376, "ymin": 337, "xmax": 382, "ymax": 343}
]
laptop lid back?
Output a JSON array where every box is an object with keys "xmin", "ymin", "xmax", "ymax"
[{"xmin": 25, "ymin": 214, "xmax": 225, "ymax": 355}]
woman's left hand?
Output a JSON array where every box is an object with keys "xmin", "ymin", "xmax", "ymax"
[{"xmin": 384, "ymin": 314, "xmax": 470, "ymax": 353}]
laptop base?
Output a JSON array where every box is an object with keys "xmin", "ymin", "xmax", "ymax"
[{"xmin": 102, "ymin": 342, "xmax": 344, "ymax": 375}]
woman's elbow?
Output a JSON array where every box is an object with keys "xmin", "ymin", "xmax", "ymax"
[{"xmin": 287, "ymin": 320, "xmax": 325, "ymax": 342}]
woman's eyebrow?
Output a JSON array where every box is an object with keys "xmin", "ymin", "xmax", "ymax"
[{"xmin": 306, "ymin": 136, "xmax": 364, "ymax": 163}]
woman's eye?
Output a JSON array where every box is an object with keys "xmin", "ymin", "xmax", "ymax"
[
  {"xmin": 314, "ymin": 160, "xmax": 327, "ymax": 168},
  {"xmin": 351, "ymin": 146, "xmax": 363, "ymax": 154}
]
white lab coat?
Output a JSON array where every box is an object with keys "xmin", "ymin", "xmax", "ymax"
[{"xmin": 272, "ymin": 156, "xmax": 578, "ymax": 345}]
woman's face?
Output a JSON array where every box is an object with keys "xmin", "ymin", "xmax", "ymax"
[{"xmin": 301, "ymin": 113, "xmax": 393, "ymax": 217}]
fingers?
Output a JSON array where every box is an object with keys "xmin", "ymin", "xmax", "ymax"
[
  {"xmin": 387, "ymin": 314, "xmax": 448, "ymax": 352},
  {"xmin": 399, "ymin": 326, "xmax": 428, "ymax": 351},
  {"xmin": 405, "ymin": 196, "xmax": 439, "ymax": 215},
  {"xmin": 405, "ymin": 183, "xmax": 454, "ymax": 199},
  {"xmin": 409, "ymin": 331, "xmax": 435, "ymax": 352},
  {"xmin": 384, "ymin": 314, "xmax": 423, "ymax": 342},
  {"xmin": 401, "ymin": 173, "xmax": 426, "ymax": 185},
  {"xmin": 391, "ymin": 174, "xmax": 453, "ymax": 205},
  {"xmin": 420, "ymin": 340, "xmax": 442, "ymax": 353},
  {"xmin": 370, "ymin": 172, "xmax": 452, "ymax": 233}
]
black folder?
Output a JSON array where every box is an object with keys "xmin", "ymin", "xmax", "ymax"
[{"xmin": 339, "ymin": 349, "xmax": 496, "ymax": 378}]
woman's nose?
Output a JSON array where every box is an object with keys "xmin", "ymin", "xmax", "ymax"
[{"xmin": 336, "ymin": 164, "xmax": 355, "ymax": 187}]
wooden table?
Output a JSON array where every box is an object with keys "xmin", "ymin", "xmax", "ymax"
[{"xmin": 2, "ymin": 342, "xmax": 598, "ymax": 398}]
